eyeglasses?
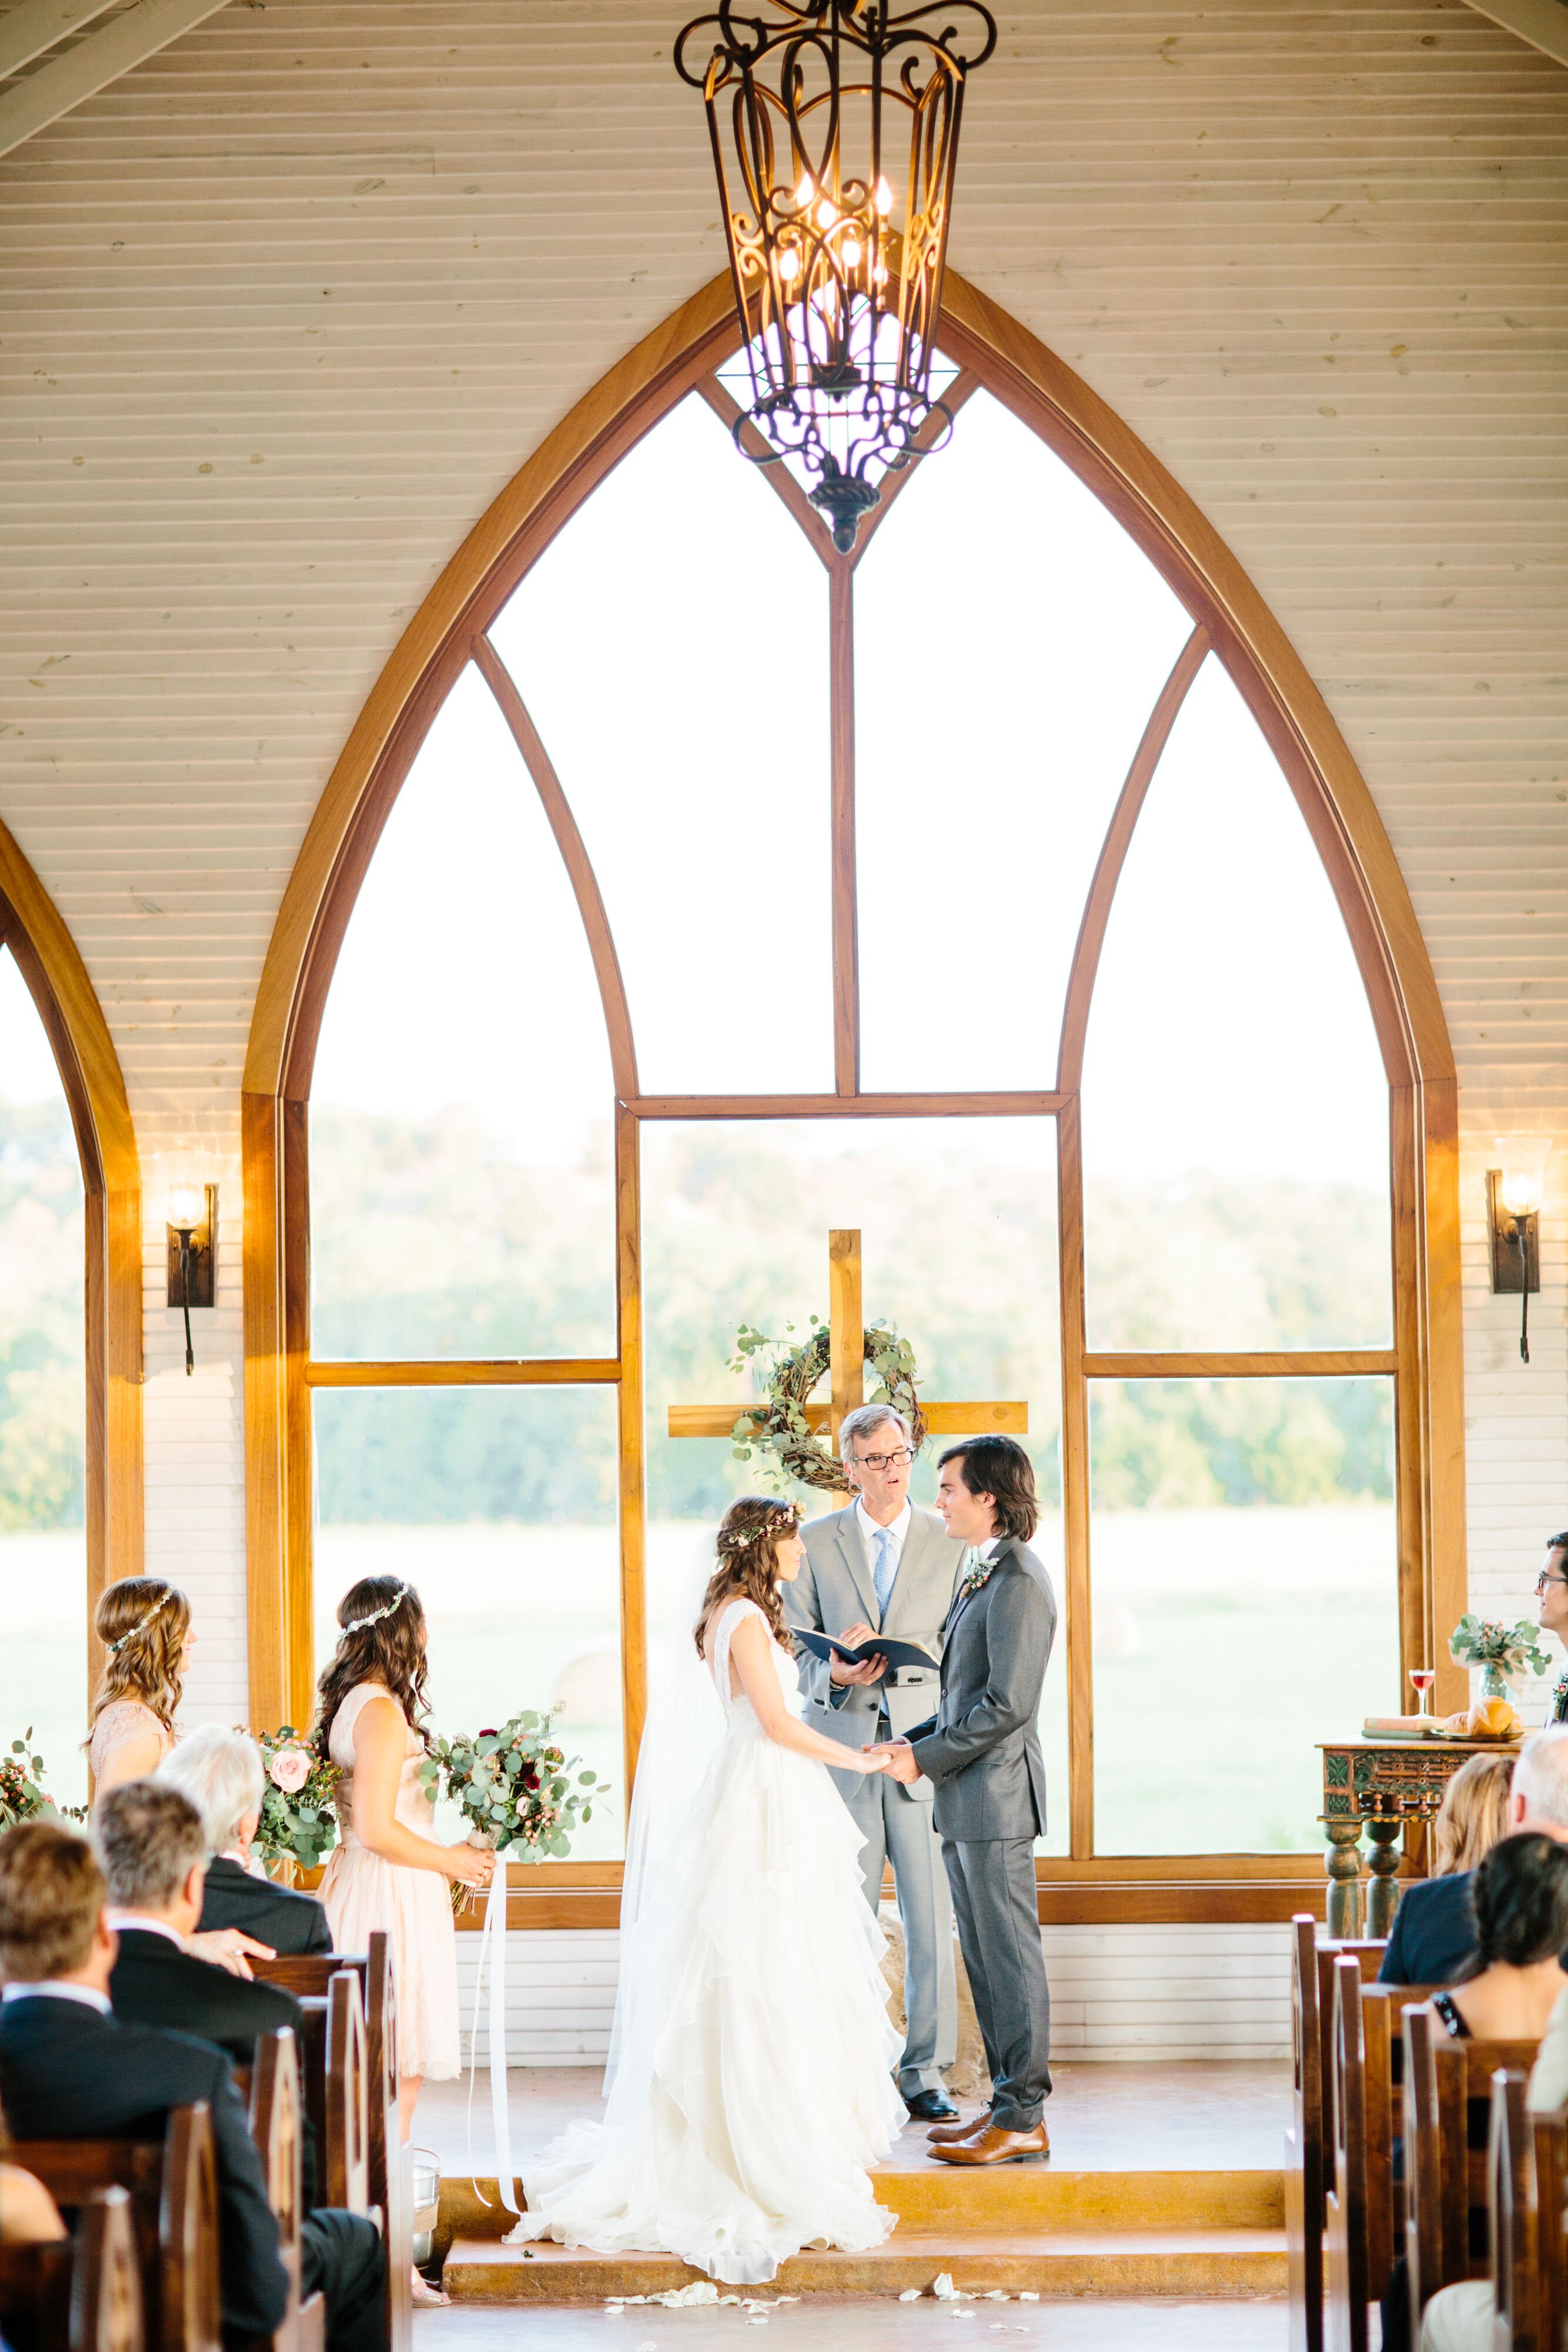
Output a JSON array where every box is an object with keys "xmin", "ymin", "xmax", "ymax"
[
  {"xmin": 854, "ymin": 1448, "xmax": 913, "ymax": 1473},
  {"xmin": 1537, "ymin": 1571, "xmax": 1568, "ymax": 1593}
]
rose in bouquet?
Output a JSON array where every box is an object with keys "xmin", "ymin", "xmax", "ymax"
[
  {"xmin": 1449, "ymin": 1615, "xmax": 1551, "ymax": 1692},
  {"xmin": 246, "ymin": 1725, "xmax": 341, "ymax": 1872},
  {"xmin": 0, "ymin": 1732, "xmax": 83, "ymax": 1828},
  {"xmin": 420, "ymin": 1708, "xmax": 606, "ymax": 1897}
]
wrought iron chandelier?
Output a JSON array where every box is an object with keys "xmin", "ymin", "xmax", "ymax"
[{"xmin": 674, "ymin": 0, "xmax": 998, "ymax": 552}]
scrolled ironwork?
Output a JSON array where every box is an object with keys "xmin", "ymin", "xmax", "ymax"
[{"xmin": 675, "ymin": 0, "xmax": 997, "ymax": 550}]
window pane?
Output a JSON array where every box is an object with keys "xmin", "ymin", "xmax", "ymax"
[
  {"xmin": 490, "ymin": 396, "xmax": 833, "ymax": 1095},
  {"xmin": 311, "ymin": 663, "xmax": 616, "ymax": 1361},
  {"xmin": 854, "ymin": 389, "xmax": 1192, "ymax": 1093},
  {"xmin": 641, "ymin": 1115, "xmax": 1068, "ymax": 1855},
  {"xmin": 1089, "ymin": 1377, "xmax": 1398, "ymax": 1854},
  {"xmin": 0, "ymin": 948, "xmax": 86, "ymax": 1812},
  {"xmin": 1084, "ymin": 656, "xmax": 1391, "ymax": 1349},
  {"xmin": 313, "ymin": 1385, "xmax": 623, "ymax": 1861}
]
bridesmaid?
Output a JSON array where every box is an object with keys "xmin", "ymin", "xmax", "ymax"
[
  {"xmin": 313, "ymin": 1577, "xmax": 493, "ymax": 2154},
  {"xmin": 87, "ymin": 1578, "xmax": 193, "ymax": 1795}
]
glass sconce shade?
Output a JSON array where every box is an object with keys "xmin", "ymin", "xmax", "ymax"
[
  {"xmin": 1495, "ymin": 1135, "xmax": 1552, "ymax": 1218},
  {"xmin": 154, "ymin": 1153, "xmax": 210, "ymax": 1231}
]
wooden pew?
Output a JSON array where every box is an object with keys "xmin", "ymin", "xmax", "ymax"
[
  {"xmin": 1475, "ymin": 2067, "xmax": 1568, "ymax": 2352},
  {"xmin": 0, "ymin": 2186, "xmax": 144, "ymax": 2352},
  {"xmin": 249, "ymin": 2030, "xmax": 325, "ymax": 2352},
  {"xmin": 1322, "ymin": 1957, "xmax": 1437, "ymax": 2352},
  {"xmin": 1400, "ymin": 2003, "xmax": 1539, "ymax": 2348},
  {"xmin": 11, "ymin": 2105, "xmax": 221, "ymax": 2352},
  {"xmin": 1286, "ymin": 1916, "xmax": 1387, "ymax": 2352},
  {"xmin": 253, "ymin": 1936, "xmax": 408, "ymax": 2352},
  {"xmin": 325, "ymin": 1976, "xmax": 368, "ymax": 2215}
]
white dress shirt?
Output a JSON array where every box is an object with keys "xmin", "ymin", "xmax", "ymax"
[
  {"xmin": 1, "ymin": 1980, "xmax": 112, "ymax": 2014},
  {"xmin": 857, "ymin": 1496, "xmax": 912, "ymax": 1591},
  {"xmin": 105, "ymin": 1911, "xmax": 184, "ymax": 1947}
]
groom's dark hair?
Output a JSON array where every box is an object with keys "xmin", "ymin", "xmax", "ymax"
[{"xmin": 940, "ymin": 1435, "xmax": 1038, "ymax": 1542}]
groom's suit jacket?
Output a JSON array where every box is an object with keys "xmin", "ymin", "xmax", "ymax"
[
  {"xmin": 788, "ymin": 1504, "xmax": 965, "ymax": 1803},
  {"xmin": 906, "ymin": 1534, "xmax": 1057, "ymax": 1842}
]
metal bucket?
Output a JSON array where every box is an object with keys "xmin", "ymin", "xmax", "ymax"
[{"xmin": 409, "ymin": 2147, "xmax": 441, "ymax": 2267}]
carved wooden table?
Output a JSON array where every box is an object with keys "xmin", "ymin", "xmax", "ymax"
[{"xmin": 1319, "ymin": 1736, "xmax": 1522, "ymax": 1937}]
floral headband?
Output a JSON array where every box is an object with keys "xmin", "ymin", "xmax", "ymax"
[
  {"xmin": 342, "ymin": 1582, "xmax": 409, "ymax": 1635},
  {"xmin": 720, "ymin": 1505, "xmax": 800, "ymax": 1556},
  {"xmin": 109, "ymin": 1591, "xmax": 172, "ymax": 1654}
]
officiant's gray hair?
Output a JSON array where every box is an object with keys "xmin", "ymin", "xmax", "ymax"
[{"xmin": 839, "ymin": 1404, "xmax": 911, "ymax": 1453}]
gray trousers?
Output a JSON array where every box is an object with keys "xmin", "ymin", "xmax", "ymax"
[
  {"xmin": 832, "ymin": 1759, "xmax": 957, "ymax": 2096},
  {"xmin": 942, "ymin": 1835, "xmax": 1052, "ymax": 2131}
]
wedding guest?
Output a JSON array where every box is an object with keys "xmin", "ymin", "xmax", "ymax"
[
  {"xmin": 0, "ymin": 1820, "xmax": 290, "ymax": 2347},
  {"xmin": 86, "ymin": 1578, "xmax": 191, "ymax": 1795},
  {"xmin": 159, "ymin": 1725, "xmax": 332, "ymax": 1955},
  {"xmin": 788, "ymin": 1401, "xmax": 965, "ymax": 2124},
  {"xmin": 1381, "ymin": 1726, "xmax": 1568, "ymax": 1984},
  {"xmin": 312, "ymin": 1579, "xmax": 492, "ymax": 2163},
  {"xmin": 1430, "ymin": 1752, "xmax": 1515, "ymax": 1875}
]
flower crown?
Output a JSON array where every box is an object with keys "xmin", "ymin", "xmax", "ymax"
[
  {"xmin": 342, "ymin": 1582, "xmax": 409, "ymax": 1635},
  {"xmin": 718, "ymin": 1505, "xmax": 800, "ymax": 1558},
  {"xmin": 108, "ymin": 1591, "xmax": 171, "ymax": 1655}
]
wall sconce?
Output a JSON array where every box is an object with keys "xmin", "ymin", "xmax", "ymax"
[
  {"xmin": 1487, "ymin": 1135, "xmax": 1552, "ymax": 1365},
  {"xmin": 155, "ymin": 1155, "xmax": 216, "ymax": 1378}
]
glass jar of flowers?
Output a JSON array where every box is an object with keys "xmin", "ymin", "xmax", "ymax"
[{"xmin": 1448, "ymin": 1615, "xmax": 1551, "ymax": 1702}]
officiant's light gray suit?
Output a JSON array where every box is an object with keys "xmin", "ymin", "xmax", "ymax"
[
  {"xmin": 907, "ymin": 1532, "xmax": 1057, "ymax": 2133},
  {"xmin": 788, "ymin": 1502, "xmax": 965, "ymax": 2099}
]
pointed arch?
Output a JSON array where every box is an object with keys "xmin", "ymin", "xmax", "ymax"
[
  {"xmin": 0, "ymin": 815, "xmax": 142, "ymax": 1654},
  {"xmin": 243, "ymin": 276, "xmax": 1463, "ymax": 1913}
]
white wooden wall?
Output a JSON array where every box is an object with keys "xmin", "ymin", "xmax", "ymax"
[{"xmin": 2, "ymin": 0, "xmax": 1565, "ymax": 2046}]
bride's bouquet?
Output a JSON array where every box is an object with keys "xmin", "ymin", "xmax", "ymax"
[{"xmin": 420, "ymin": 1708, "xmax": 606, "ymax": 1903}]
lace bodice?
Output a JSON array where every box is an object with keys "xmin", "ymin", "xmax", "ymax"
[
  {"xmin": 88, "ymin": 1699, "xmax": 173, "ymax": 1784},
  {"xmin": 706, "ymin": 1599, "xmax": 803, "ymax": 1733}
]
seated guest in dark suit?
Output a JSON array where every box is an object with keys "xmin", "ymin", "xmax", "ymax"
[
  {"xmin": 158, "ymin": 1725, "xmax": 332, "ymax": 1956},
  {"xmin": 1382, "ymin": 1725, "xmax": 1568, "ymax": 1984},
  {"xmin": 0, "ymin": 1820, "xmax": 381, "ymax": 2352},
  {"xmin": 1379, "ymin": 1750, "xmax": 1514, "ymax": 1987}
]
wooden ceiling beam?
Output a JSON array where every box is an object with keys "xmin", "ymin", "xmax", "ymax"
[
  {"xmin": 0, "ymin": 0, "xmax": 232, "ymax": 160},
  {"xmin": 1460, "ymin": 0, "xmax": 1568, "ymax": 69},
  {"xmin": 0, "ymin": 0, "xmax": 121, "ymax": 83}
]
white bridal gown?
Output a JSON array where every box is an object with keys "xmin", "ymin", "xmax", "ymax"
[{"xmin": 513, "ymin": 1596, "xmax": 905, "ymax": 2283}]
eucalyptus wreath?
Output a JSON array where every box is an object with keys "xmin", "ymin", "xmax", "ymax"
[{"xmin": 727, "ymin": 1317, "xmax": 928, "ymax": 1494}]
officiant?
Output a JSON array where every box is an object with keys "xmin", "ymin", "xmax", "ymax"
[{"xmin": 786, "ymin": 1402, "xmax": 965, "ymax": 2124}]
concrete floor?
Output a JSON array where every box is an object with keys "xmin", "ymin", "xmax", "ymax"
[
  {"xmin": 414, "ymin": 2060, "xmax": 1292, "ymax": 2177},
  {"xmin": 414, "ymin": 2297, "xmax": 1289, "ymax": 2350}
]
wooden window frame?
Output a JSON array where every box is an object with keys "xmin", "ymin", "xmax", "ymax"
[
  {"xmin": 241, "ymin": 270, "xmax": 1464, "ymax": 1927},
  {"xmin": 0, "ymin": 817, "xmax": 143, "ymax": 1712}
]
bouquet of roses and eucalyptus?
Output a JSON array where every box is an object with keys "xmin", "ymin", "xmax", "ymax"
[
  {"xmin": 0, "ymin": 1731, "xmax": 84, "ymax": 1828},
  {"xmin": 420, "ymin": 1706, "xmax": 605, "ymax": 1881},
  {"xmin": 1448, "ymin": 1616, "xmax": 1551, "ymax": 1681},
  {"xmin": 246, "ymin": 1725, "xmax": 342, "ymax": 1871}
]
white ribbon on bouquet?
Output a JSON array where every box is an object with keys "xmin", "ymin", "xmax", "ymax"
[{"xmin": 464, "ymin": 1858, "xmax": 520, "ymax": 2216}]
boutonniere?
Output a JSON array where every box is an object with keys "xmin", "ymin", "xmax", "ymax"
[
  {"xmin": 958, "ymin": 1553, "xmax": 996, "ymax": 1602},
  {"xmin": 1554, "ymin": 1666, "xmax": 1568, "ymax": 1715}
]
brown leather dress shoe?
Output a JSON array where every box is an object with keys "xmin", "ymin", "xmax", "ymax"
[
  {"xmin": 931, "ymin": 2120, "xmax": 1049, "ymax": 2165},
  {"xmin": 927, "ymin": 2109, "xmax": 992, "ymax": 2144}
]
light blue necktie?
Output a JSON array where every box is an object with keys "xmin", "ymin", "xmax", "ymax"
[{"xmin": 872, "ymin": 1526, "xmax": 897, "ymax": 1619}]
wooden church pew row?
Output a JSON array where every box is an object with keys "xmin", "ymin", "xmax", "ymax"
[
  {"xmin": 1400, "ymin": 2003, "xmax": 1539, "ymax": 2349},
  {"xmin": 248, "ymin": 2029, "xmax": 325, "ymax": 2352},
  {"xmin": 11, "ymin": 2104, "xmax": 222, "ymax": 2352},
  {"xmin": 1322, "ymin": 1959, "xmax": 1436, "ymax": 2352},
  {"xmin": 1286, "ymin": 1919, "xmax": 1387, "ymax": 2352},
  {"xmin": 324, "ymin": 1976, "xmax": 369, "ymax": 2216},
  {"xmin": 1477, "ymin": 2067, "xmax": 1568, "ymax": 2352},
  {"xmin": 0, "ymin": 2186, "xmax": 144, "ymax": 2352},
  {"xmin": 252, "ymin": 1937, "xmax": 407, "ymax": 2352}
]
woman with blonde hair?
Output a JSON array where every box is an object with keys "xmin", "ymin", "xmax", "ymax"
[
  {"xmin": 1432, "ymin": 1750, "xmax": 1516, "ymax": 1875},
  {"xmin": 312, "ymin": 1576, "xmax": 493, "ymax": 2164},
  {"xmin": 87, "ymin": 1578, "xmax": 193, "ymax": 1796}
]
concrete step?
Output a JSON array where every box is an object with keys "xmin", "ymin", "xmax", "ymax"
[
  {"xmin": 442, "ymin": 2229, "xmax": 1289, "ymax": 2303},
  {"xmin": 438, "ymin": 2168, "xmax": 1284, "ymax": 2246}
]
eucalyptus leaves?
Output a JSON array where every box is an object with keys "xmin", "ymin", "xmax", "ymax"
[
  {"xmin": 1449, "ymin": 1615, "xmax": 1551, "ymax": 1686},
  {"xmin": 727, "ymin": 1316, "xmax": 927, "ymax": 1493},
  {"xmin": 419, "ymin": 1707, "xmax": 605, "ymax": 1862}
]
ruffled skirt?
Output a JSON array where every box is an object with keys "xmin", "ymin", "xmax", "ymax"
[
  {"xmin": 317, "ymin": 1839, "xmax": 461, "ymax": 2082},
  {"xmin": 513, "ymin": 1725, "xmax": 904, "ymax": 2283}
]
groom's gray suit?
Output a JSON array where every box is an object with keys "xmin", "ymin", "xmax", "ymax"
[
  {"xmin": 788, "ymin": 1504, "xmax": 965, "ymax": 2099},
  {"xmin": 906, "ymin": 1533, "xmax": 1057, "ymax": 2133}
]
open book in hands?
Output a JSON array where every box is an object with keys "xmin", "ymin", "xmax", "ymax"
[{"xmin": 793, "ymin": 1628, "xmax": 939, "ymax": 1676}]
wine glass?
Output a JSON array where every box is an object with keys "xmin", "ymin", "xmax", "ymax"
[{"xmin": 1409, "ymin": 1668, "xmax": 1437, "ymax": 1722}]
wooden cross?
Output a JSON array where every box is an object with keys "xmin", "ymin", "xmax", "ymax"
[{"xmin": 667, "ymin": 1229, "xmax": 1029, "ymax": 1476}]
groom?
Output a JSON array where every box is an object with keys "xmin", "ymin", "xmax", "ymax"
[
  {"xmin": 868, "ymin": 1434, "xmax": 1057, "ymax": 2166},
  {"xmin": 787, "ymin": 1402, "xmax": 966, "ymax": 2124}
]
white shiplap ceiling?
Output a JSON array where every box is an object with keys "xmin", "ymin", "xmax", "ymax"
[{"xmin": 0, "ymin": 0, "xmax": 1564, "ymax": 1145}]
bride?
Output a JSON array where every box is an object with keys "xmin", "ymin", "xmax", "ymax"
[{"xmin": 513, "ymin": 1495, "xmax": 906, "ymax": 2283}]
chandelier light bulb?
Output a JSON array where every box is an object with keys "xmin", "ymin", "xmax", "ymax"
[
  {"xmin": 777, "ymin": 246, "xmax": 801, "ymax": 283},
  {"xmin": 874, "ymin": 175, "xmax": 894, "ymax": 214},
  {"xmin": 842, "ymin": 236, "xmax": 862, "ymax": 268},
  {"xmin": 816, "ymin": 196, "xmax": 837, "ymax": 230},
  {"xmin": 795, "ymin": 173, "xmax": 814, "ymax": 209}
]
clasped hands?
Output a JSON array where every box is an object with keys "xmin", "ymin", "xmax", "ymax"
[{"xmin": 861, "ymin": 1738, "xmax": 920, "ymax": 1785}]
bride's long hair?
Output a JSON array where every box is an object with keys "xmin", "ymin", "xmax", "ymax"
[{"xmin": 693, "ymin": 1497, "xmax": 802, "ymax": 1659}]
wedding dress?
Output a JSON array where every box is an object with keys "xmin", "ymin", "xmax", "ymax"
[{"xmin": 512, "ymin": 1595, "xmax": 905, "ymax": 2283}]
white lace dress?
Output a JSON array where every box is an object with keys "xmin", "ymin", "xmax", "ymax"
[{"xmin": 514, "ymin": 1598, "xmax": 904, "ymax": 2283}]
